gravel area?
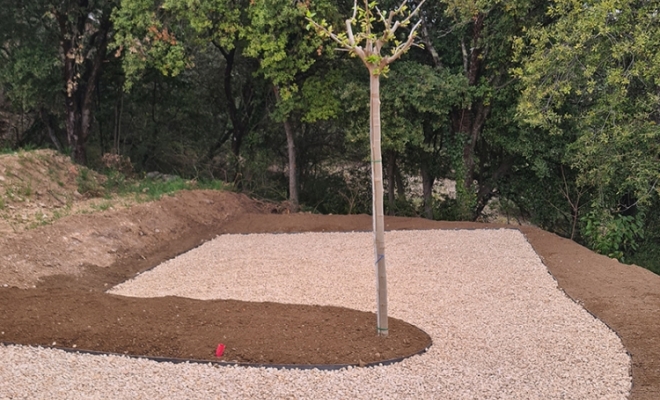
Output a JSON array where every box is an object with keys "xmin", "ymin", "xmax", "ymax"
[{"xmin": 2, "ymin": 229, "xmax": 631, "ymax": 399}]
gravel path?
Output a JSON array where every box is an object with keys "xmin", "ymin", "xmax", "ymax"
[{"xmin": 2, "ymin": 229, "xmax": 631, "ymax": 399}]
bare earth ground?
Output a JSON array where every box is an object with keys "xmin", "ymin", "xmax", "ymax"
[{"xmin": 0, "ymin": 152, "xmax": 658, "ymax": 398}]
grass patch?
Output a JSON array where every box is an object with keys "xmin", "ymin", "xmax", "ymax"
[
  {"xmin": 20, "ymin": 182, "xmax": 33, "ymax": 198},
  {"xmin": 91, "ymin": 201, "xmax": 113, "ymax": 212},
  {"xmin": 76, "ymin": 167, "xmax": 104, "ymax": 196},
  {"xmin": 0, "ymin": 144, "xmax": 38, "ymax": 155},
  {"xmin": 102, "ymin": 170, "xmax": 228, "ymax": 202}
]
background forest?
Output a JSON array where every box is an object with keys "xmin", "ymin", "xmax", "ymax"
[{"xmin": 1, "ymin": 0, "xmax": 659, "ymax": 274}]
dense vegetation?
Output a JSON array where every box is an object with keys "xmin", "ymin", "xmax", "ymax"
[{"xmin": 1, "ymin": 0, "xmax": 658, "ymax": 274}]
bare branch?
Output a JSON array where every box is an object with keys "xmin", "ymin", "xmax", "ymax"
[
  {"xmin": 391, "ymin": 20, "xmax": 400, "ymax": 33},
  {"xmin": 390, "ymin": 0, "xmax": 426, "ymax": 36},
  {"xmin": 386, "ymin": 0, "xmax": 407, "ymax": 28},
  {"xmin": 353, "ymin": 46, "xmax": 367, "ymax": 61},
  {"xmin": 386, "ymin": 19, "xmax": 422, "ymax": 64},
  {"xmin": 351, "ymin": 0, "xmax": 358, "ymax": 21},
  {"xmin": 461, "ymin": 37, "xmax": 469, "ymax": 75},
  {"xmin": 346, "ymin": 19, "xmax": 356, "ymax": 46},
  {"xmin": 420, "ymin": 19, "xmax": 441, "ymax": 68},
  {"xmin": 307, "ymin": 19, "xmax": 350, "ymax": 48},
  {"xmin": 375, "ymin": 6, "xmax": 389, "ymax": 29}
]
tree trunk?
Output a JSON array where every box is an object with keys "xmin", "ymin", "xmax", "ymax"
[
  {"xmin": 369, "ymin": 72, "xmax": 388, "ymax": 336},
  {"xmin": 395, "ymin": 165, "xmax": 406, "ymax": 199},
  {"xmin": 451, "ymin": 12, "xmax": 490, "ymax": 218},
  {"xmin": 215, "ymin": 46, "xmax": 245, "ymax": 157},
  {"xmin": 273, "ymin": 86, "xmax": 299, "ymax": 212},
  {"xmin": 283, "ymin": 117, "xmax": 299, "ymax": 212},
  {"xmin": 114, "ymin": 90, "xmax": 123, "ymax": 154},
  {"xmin": 421, "ymin": 165, "xmax": 435, "ymax": 219},
  {"xmin": 40, "ymin": 108, "xmax": 62, "ymax": 152},
  {"xmin": 58, "ymin": 10, "xmax": 111, "ymax": 165},
  {"xmin": 386, "ymin": 150, "xmax": 396, "ymax": 216}
]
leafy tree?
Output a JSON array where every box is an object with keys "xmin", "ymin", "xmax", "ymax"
[
  {"xmin": 415, "ymin": 0, "xmax": 548, "ymax": 220},
  {"xmin": 307, "ymin": 0, "xmax": 426, "ymax": 336},
  {"xmin": 516, "ymin": 0, "xmax": 660, "ymax": 258},
  {"xmin": 0, "ymin": 0, "xmax": 115, "ymax": 161},
  {"xmin": 112, "ymin": 0, "xmax": 261, "ymax": 163},
  {"xmin": 243, "ymin": 0, "xmax": 339, "ymax": 211}
]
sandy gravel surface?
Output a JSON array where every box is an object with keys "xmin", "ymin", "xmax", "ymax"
[{"xmin": 2, "ymin": 229, "xmax": 631, "ymax": 399}]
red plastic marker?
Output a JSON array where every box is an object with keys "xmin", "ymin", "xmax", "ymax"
[{"xmin": 215, "ymin": 343, "xmax": 225, "ymax": 357}]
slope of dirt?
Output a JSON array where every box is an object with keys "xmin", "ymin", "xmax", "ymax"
[
  {"xmin": 0, "ymin": 149, "xmax": 110, "ymax": 235},
  {"xmin": 0, "ymin": 150, "xmax": 658, "ymax": 398}
]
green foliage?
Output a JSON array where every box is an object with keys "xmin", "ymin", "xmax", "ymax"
[
  {"xmin": 244, "ymin": 0, "xmax": 328, "ymax": 98},
  {"xmin": 627, "ymin": 242, "xmax": 660, "ymax": 275},
  {"xmin": 516, "ymin": 0, "xmax": 660, "ymax": 216},
  {"xmin": 306, "ymin": 0, "xmax": 426, "ymax": 76},
  {"xmin": 300, "ymin": 74, "xmax": 342, "ymax": 123},
  {"xmin": 0, "ymin": 44, "xmax": 60, "ymax": 111},
  {"xmin": 76, "ymin": 167, "xmax": 104, "ymax": 197},
  {"xmin": 103, "ymin": 169, "xmax": 228, "ymax": 201},
  {"xmin": 112, "ymin": 0, "xmax": 220, "ymax": 87},
  {"xmin": 299, "ymin": 168, "xmax": 372, "ymax": 215},
  {"xmin": 582, "ymin": 208, "xmax": 644, "ymax": 261},
  {"xmin": 112, "ymin": 0, "xmax": 246, "ymax": 90}
]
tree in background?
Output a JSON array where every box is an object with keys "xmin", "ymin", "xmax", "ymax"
[
  {"xmin": 418, "ymin": 0, "xmax": 549, "ymax": 220},
  {"xmin": 244, "ymin": 0, "xmax": 337, "ymax": 211},
  {"xmin": 307, "ymin": 0, "xmax": 426, "ymax": 336},
  {"xmin": 0, "ymin": 0, "xmax": 115, "ymax": 163},
  {"xmin": 516, "ymin": 0, "xmax": 660, "ymax": 259}
]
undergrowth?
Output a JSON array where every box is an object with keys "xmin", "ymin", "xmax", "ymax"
[{"xmin": 103, "ymin": 170, "xmax": 229, "ymax": 202}]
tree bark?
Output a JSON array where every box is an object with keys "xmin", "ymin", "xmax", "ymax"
[
  {"xmin": 57, "ymin": 8, "xmax": 111, "ymax": 165},
  {"xmin": 40, "ymin": 108, "xmax": 62, "ymax": 152},
  {"xmin": 283, "ymin": 117, "xmax": 299, "ymax": 211},
  {"xmin": 215, "ymin": 45, "xmax": 245, "ymax": 157},
  {"xmin": 386, "ymin": 150, "xmax": 396, "ymax": 216},
  {"xmin": 421, "ymin": 165, "xmax": 435, "ymax": 219},
  {"xmin": 369, "ymin": 72, "xmax": 388, "ymax": 336},
  {"xmin": 451, "ymin": 12, "xmax": 491, "ymax": 218},
  {"xmin": 273, "ymin": 86, "xmax": 299, "ymax": 212}
]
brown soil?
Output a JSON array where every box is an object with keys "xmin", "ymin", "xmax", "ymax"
[{"xmin": 0, "ymin": 151, "xmax": 657, "ymax": 398}]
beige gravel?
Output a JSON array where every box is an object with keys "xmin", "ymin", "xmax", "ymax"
[{"xmin": 1, "ymin": 229, "xmax": 631, "ymax": 399}]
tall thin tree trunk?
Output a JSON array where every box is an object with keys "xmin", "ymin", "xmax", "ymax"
[
  {"xmin": 40, "ymin": 108, "xmax": 62, "ymax": 152},
  {"xmin": 421, "ymin": 165, "xmax": 434, "ymax": 219},
  {"xmin": 114, "ymin": 90, "xmax": 123, "ymax": 154},
  {"xmin": 283, "ymin": 117, "xmax": 299, "ymax": 212},
  {"xmin": 273, "ymin": 86, "xmax": 299, "ymax": 212},
  {"xmin": 369, "ymin": 72, "xmax": 387, "ymax": 336},
  {"xmin": 386, "ymin": 150, "xmax": 396, "ymax": 216},
  {"xmin": 57, "ymin": 10, "xmax": 110, "ymax": 165}
]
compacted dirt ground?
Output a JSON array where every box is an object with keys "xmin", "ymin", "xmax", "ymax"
[{"xmin": 0, "ymin": 151, "xmax": 658, "ymax": 398}]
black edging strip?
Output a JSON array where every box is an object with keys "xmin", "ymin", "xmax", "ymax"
[{"xmin": 1, "ymin": 341, "xmax": 432, "ymax": 371}]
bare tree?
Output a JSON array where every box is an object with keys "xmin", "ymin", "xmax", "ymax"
[{"xmin": 307, "ymin": 0, "xmax": 425, "ymax": 336}]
